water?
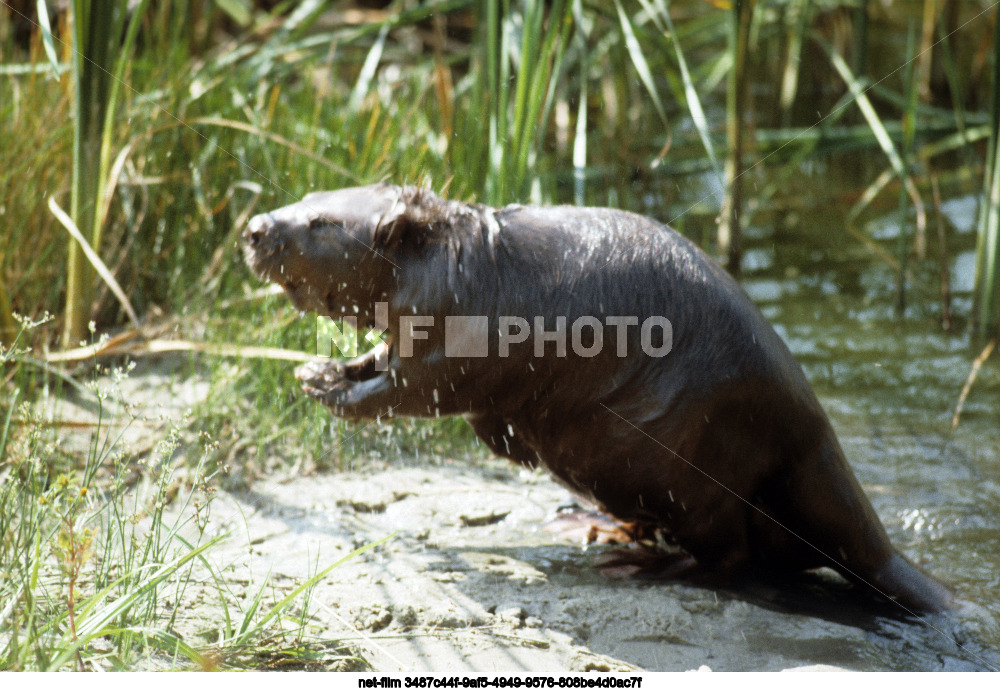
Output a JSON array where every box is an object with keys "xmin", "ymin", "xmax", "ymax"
[{"xmin": 753, "ymin": 184, "xmax": 999, "ymax": 669}]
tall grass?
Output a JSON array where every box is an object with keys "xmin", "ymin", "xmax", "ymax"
[
  {"xmin": 454, "ymin": 0, "xmax": 575, "ymax": 205},
  {"xmin": 1, "ymin": 8, "xmax": 993, "ymax": 451},
  {"xmin": 59, "ymin": 0, "xmax": 149, "ymax": 347},
  {"xmin": 0, "ymin": 0, "xmax": 993, "ymax": 492},
  {"xmin": 5, "ymin": 0, "xmax": 991, "ymax": 340},
  {"xmin": 0, "ymin": 252, "xmax": 14, "ymax": 341},
  {"xmin": 974, "ymin": 6, "xmax": 1000, "ymax": 339}
]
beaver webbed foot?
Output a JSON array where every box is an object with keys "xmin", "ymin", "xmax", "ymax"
[
  {"xmin": 543, "ymin": 508, "xmax": 642, "ymax": 546},
  {"xmin": 594, "ymin": 545, "xmax": 698, "ymax": 580}
]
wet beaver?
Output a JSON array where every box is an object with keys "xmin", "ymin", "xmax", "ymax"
[{"xmin": 243, "ymin": 183, "xmax": 952, "ymax": 613}]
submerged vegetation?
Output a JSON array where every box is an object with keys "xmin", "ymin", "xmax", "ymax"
[{"xmin": 1, "ymin": 0, "xmax": 999, "ymax": 670}]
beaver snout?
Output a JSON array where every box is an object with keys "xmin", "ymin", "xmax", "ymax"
[
  {"xmin": 243, "ymin": 213, "xmax": 296, "ymax": 284},
  {"xmin": 243, "ymin": 213, "xmax": 293, "ymax": 260},
  {"xmin": 243, "ymin": 213, "xmax": 273, "ymax": 249}
]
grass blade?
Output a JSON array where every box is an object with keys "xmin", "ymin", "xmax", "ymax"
[
  {"xmin": 825, "ymin": 39, "xmax": 926, "ymax": 250},
  {"xmin": 48, "ymin": 196, "xmax": 140, "ymax": 328},
  {"xmin": 613, "ymin": 0, "xmax": 668, "ymax": 128},
  {"xmin": 34, "ymin": 0, "xmax": 61, "ymax": 79},
  {"xmin": 0, "ymin": 252, "xmax": 14, "ymax": 341},
  {"xmin": 656, "ymin": 0, "xmax": 722, "ymax": 196},
  {"xmin": 349, "ymin": 23, "xmax": 390, "ymax": 112},
  {"xmin": 572, "ymin": 0, "xmax": 588, "ymax": 204},
  {"xmin": 232, "ymin": 534, "xmax": 395, "ymax": 646},
  {"xmin": 46, "ymin": 535, "xmax": 226, "ymax": 670},
  {"xmin": 825, "ymin": 43, "xmax": 906, "ymax": 179},
  {"xmin": 719, "ymin": 0, "xmax": 753, "ymax": 275},
  {"xmin": 63, "ymin": 0, "xmax": 138, "ymax": 346}
]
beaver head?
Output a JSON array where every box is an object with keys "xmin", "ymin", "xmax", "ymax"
[{"xmin": 242, "ymin": 183, "xmax": 433, "ymax": 322}]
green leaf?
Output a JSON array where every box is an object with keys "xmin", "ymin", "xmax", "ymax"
[
  {"xmin": 658, "ymin": 0, "xmax": 721, "ymax": 182},
  {"xmin": 825, "ymin": 43, "xmax": 907, "ymax": 179},
  {"xmin": 213, "ymin": 0, "xmax": 252, "ymax": 27},
  {"xmin": 613, "ymin": 0, "xmax": 668, "ymax": 127},
  {"xmin": 34, "ymin": 1, "xmax": 61, "ymax": 80}
]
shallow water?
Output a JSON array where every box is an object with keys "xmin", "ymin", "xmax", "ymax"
[{"xmin": 771, "ymin": 195, "xmax": 1000, "ymax": 670}]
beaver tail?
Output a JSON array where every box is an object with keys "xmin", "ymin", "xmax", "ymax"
[{"xmin": 867, "ymin": 551, "xmax": 954, "ymax": 613}]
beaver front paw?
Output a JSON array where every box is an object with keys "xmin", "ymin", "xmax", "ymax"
[
  {"xmin": 295, "ymin": 360, "xmax": 397, "ymax": 419},
  {"xmin": 295, "ymin": 360, "xmax": 347, "ymax": 395},
  {"xmin": 296, "ymin": 360, "xmax": 362, "ymax": 409}
]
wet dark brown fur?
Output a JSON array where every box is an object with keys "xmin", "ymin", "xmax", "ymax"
[{"xmin": 243, "ymin": 183, "xmax": 953, "ymax": 613}]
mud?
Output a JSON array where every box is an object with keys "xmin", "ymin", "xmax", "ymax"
[{"xmin": 38, "ymin": 362, "xmax": 988, "ymax": 672}]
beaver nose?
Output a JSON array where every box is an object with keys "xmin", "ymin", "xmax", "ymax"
[{"xmin": 244, "ymin": 214, "xmax": 272, "ymax": 247}]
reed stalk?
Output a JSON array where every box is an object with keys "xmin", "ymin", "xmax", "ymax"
[
  {"xmin": 61, "ymin": 0, "xmax": 147, "ymax": 347},
  {"xmin": 719, "ymin": 0, "xmax": 753, "ymax": 275},
  {"xmin": 973, "ymin": 7, "xmax": 1000, "ymax": 339},
  {"xmin": 895, "ymin": 20, "xmax": 919, "ymax": 314},
  {"xmin": 778, "ymin": 0, "xmax": 809, "ymax": 120},
  {"xmin": 851, "ymin": 0, "xmax": 868, "ymax": 79}
]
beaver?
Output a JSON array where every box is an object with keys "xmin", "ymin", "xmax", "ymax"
[{"xmin": 243, "ymin": 183, "xmax": 952, "ymax": 613}]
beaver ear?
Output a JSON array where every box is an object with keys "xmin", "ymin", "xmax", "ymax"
[{"xmin": 372, "ymin": 199, "xmax": 433, "ymax": 249}]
